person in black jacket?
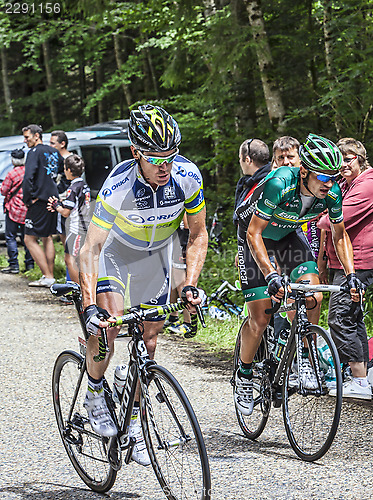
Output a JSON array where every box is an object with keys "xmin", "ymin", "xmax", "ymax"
[
  {"xmin": 233, "ymin": 138, "xmax": 271, "ymax": 227},
  {"xmin": 22, "ymin": 124, "xmax": 64, "ymax": 287}
]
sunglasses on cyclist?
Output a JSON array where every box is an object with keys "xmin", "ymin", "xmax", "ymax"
[
  {"xmin": 311, "ymin": 171, "xmax": 339, "ymax": 183},
  {"xmin": 138, "ymin": 149, "xmax": 179, "ymax": 166}
]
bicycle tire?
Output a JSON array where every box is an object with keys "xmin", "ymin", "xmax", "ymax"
[
  {"xmin": 52, "ymin": 350, "xmax": 117, "ymax": 492},
  {"xmin": 233, "ymin": 318, "xmax": 271, "ymax": 440},
  {"xmin": 140, "ymin": 364, "xmax": 211, "ymax": 500},
  {"xmin": 282, "ymin": 325, "xmax": 342, "ymax": 461}
]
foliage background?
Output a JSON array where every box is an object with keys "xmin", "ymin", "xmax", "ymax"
[
  {"xmin": 1, "ymin": 0, "xmax": 373, "ymax": 345},
  {"xmin": 1, "ymin": 0, "xmax": 373, "ymax": 233}
]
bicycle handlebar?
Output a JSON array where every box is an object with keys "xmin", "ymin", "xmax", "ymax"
[{"xmin": 264, "ymin": 280, "xmax": 360, "ymax": 316}]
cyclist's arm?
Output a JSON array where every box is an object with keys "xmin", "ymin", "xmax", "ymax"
[
  {"xmin": 79, "ymin": 222, "xmax": 110, "ymax": 309},
  {"xmin": 185, "ymin": 207, "xmax": 208, "ymax": 304},
  {"xmin": 246, "ymin": 213, "xmax": 276, "ymax": 278}
]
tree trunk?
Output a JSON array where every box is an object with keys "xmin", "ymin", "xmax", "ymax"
[
  {"xmin": 96, "ymin": 63, "xmax": 107, "ymax": 122},
  {"xmin": 0, "ymin": 47, "xmax": 14, "ymax": 133},
  {"xmin": 42, "ymin": 40, "xmax": 58, "ymax": 126},
  {"xmin": 243, "ymin": 0, "xmax": 285, "ymax": 132},
  {"xmin": 323, "ymin": 2, "xmax": 342, "ymax": 136},
  {"xmin": 113, "ymin": 32, "xmax": 132, "ymax": 110}
]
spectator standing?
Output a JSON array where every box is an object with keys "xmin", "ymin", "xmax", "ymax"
[
  {"xmin": 318, "ymin": 137, "xmax": 373, "ymax": 399},
  {"xmin": 22, "ymin": 124, "xmax": 64, "ymax": 287},
  {"xmin": 233, "ymin": 138, "xmax": 271, "ymax": 228},
  {"xmin": 49, "ymin": 129, "xmax": 72, "ymax": 195},
  {"xmin": 272, "ymin": 136, "xmax": 301, "ymax": 168},
  {"xmin": 47, "ymin": 154, "xmax": 90, "ymax": 284},
  {"xmin": 1, "ymin": 149, "xmax": 34, "ymax": 273}
]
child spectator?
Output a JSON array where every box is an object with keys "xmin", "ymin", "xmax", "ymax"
[
  {"xmin": 1, "ymin": 149, "xmax": 34, "ymax": 273},
  {"xmin": 47, "ymin": 154, "xmax": 90, "ymax": 284}
]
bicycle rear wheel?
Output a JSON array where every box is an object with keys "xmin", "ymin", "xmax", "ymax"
[
  {"xmin": 233, "ymin": 319, "xmax": 271, "ymax": 440},
  {"xmin": 141, "ymin": 364, "xmax": 211, "ymax": 500},
  {"xmin": 52, "ymin": 351, "xmax": 117, "ymax": 492},
  {"xmin": 282, "ymin": 325, "xmax": 342, "ymax": 461}
]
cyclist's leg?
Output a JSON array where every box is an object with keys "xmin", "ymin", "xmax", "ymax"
[
  {"xmin": 240, "ymin": 299, "xmax": 272, "ymax": 363},
  {"xmin": 236, "ymin": 228, "xmax": 272, "ymax": 415},
  {"xmin": 84, "ymin": 240, "xmax": 127, "ymax": 436},
  {"xmin": 277, "ymin": 229, "xmax": 322, "ymax": 323}
]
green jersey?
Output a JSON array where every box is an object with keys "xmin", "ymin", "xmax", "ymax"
[{"xmin": 235, "ymin": 166, "xmax": 343, "ymax": 241}]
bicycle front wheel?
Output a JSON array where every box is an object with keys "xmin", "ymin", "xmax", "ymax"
[
  {"xmin": 233, "ymin": 318, "xmax": 271, "ymax": 439},
  {"xmin": 141, "ymin": 365, "xmax": 211, "ymax": 500},
  {"xmin": 52, "ymin": 350, "xmax": 117, "ymax": 492},
  {"xmin": 282, "ymin": 325, "xmax": 342, "ymax": 461}
]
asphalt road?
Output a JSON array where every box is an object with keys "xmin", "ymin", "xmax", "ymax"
[{"xmin": 1, "ymin": 271, "xmax": 373, "ymax": 499}]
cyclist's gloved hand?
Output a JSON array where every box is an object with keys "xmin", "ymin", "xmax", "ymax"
[
  {"xmin": 346, "ymin": 273, "xmax": 366, "ymax": 292},
  {"xmin": 265, "ymin": 271, "xmax": 284, "ymax": 297},
  {"xmin": 83, "ymin": 304, "xmax": 111, "ymax": 336},
  {"xmin": 181, "ymin": 286, "xmax": 206, "ymax": 306}
]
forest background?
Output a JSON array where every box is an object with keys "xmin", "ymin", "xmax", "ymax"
[{"xmin": 1, "ymin": 0, "xmax": 373, "ymax": 339}]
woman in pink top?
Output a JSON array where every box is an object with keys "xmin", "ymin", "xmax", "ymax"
[{"xmin": 318, "ymin": 138, "xmax": 373, "ymax": 400}]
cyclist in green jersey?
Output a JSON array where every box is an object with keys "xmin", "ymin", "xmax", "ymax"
[{"xmin": 234, "ymin": 133, "xmax": 365, "ymax": 416}]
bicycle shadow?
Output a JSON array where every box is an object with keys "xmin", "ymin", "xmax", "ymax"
[
  {"xmin": 0, "ymin": 481, "xmax": 140, "ymax": 499},
  {"xmin": 204, "ymin": 427, "xmax": 317, "ymax": 465}
]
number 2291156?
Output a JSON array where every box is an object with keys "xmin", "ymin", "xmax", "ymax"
[{"xmin": 5, "ymin": 3, "xmax": 61, "ymax": 15}]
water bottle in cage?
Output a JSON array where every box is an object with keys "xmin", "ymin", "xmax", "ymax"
[
  {"xmin": 274, "ymin": 329, "xmax": 289, "ymax": 362},
  {"xmin": 112, "ymin": 364, "xmax": 128, "ymax": 403}
]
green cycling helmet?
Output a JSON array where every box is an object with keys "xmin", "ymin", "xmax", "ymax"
[{"xmin": 300, "ymin": 133, "xmax": 342, "ymax": 173}]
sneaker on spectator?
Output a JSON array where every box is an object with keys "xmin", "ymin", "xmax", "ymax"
[
  {"xmin": 300, "ymin": 358, "xmax": 318, "ymax": 390},
  {"xmin": 234, "ymin": 371, "xmax": 254, "ymax": 416},
  {"xmin": 83, "ymin": 389, "xmax": 118, "ymax": 437},
  {"xmin": 168, "ymin": 322, "xmax": 192, "ymax": 336},
  {"xmin": 29, "ymin": 275, "xmax": 56, "ymax": 287},
  {"xmin": 329, "ymin": 378, "xmax": 372, "ymax": 400},
  {"xmin": 1, "ymin": 266, "xmax": 19, "ymax": 274},
  {"xmin": 129, "ymin": 420, "xmax": 151, "ymax": 466}
]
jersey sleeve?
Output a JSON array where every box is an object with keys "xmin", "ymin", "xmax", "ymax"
[
  {"xmin": 183, "ymin": 165, "xmax": 205, "ymax": 215},
  {"xmin": 62, "ymin": 186, "xmax": 77, "ymax": 210},
  {"xmin": 326, "ymin": 184, "xmax": 344, "ymax": 224},
  {"xmin": 254, "ymin": 176, "xmax": 285, "ymax": 221}
]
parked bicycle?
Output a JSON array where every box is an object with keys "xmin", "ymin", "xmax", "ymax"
[
  {"xmin": 51, "ymin": 282, "xmax": 211, "ymax": 498},
  {"xmin": 208, "ymin": 204, "xmax": 223, "ymax": 254},
  {"xmin": 231, "ymin": 277, "xmax": 356, "ymax": 462},
  {"xmin": 204, "ymin": 280, "xmax": 244, "ymax": 321}
]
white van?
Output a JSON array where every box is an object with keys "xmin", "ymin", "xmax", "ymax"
[{"xmin": 0, "ymin": 123, "xmax": 131, "ymax": 237}]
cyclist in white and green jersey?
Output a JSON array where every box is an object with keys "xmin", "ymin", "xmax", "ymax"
[
  {"xmin": 234, "ymin": 133, "xmax": 365, "ymax": 417},
  {"xmin": 78, "ymin": 105, "xmax": 208, "ymax": 464}
]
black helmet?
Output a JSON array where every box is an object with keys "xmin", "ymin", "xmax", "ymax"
[{"xmin": 128, "ymin": 104, "xmax": 181, "ymax": 152}]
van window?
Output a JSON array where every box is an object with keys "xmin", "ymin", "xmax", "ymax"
[
  {"xmin": 118, "ymin": 147, "xmax": 132, "ymax": 162},
  {"xmin": 80, "ymin": 146, "xmax": 113, "ymax": 192}
]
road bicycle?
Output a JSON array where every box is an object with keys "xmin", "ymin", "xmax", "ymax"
[
  {"xmin": 51, "ymin": 282, "xmax": 211, "ymax": 499},
  {"xmin": 231, "ymin": 277, "xmax": 358, "ymax": 462}
]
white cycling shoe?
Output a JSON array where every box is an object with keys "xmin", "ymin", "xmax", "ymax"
[
  {"xmin": 234, "ymin": 371, "xmax": 254, "ymax": 416},
  {"xmin": 84, "ymin": 389, "xmax": 118, "ymax": 437},
  {"xmin": 129, "ymin": 420, "xmax": 151, "ymax": 466}
]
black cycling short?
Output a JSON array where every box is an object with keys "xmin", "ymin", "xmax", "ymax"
[
  {"xmin": 24, "ymin": 200, "xmax": 57, "ymax": 237},
  {"xmin": 237, "ymin": 226, "xmax": 318, "ymax": 302}
]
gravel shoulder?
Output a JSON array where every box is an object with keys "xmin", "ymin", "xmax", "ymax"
[{"xmin": 1, "ymin": 271, "xmax": 373, "ymax": 500}]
